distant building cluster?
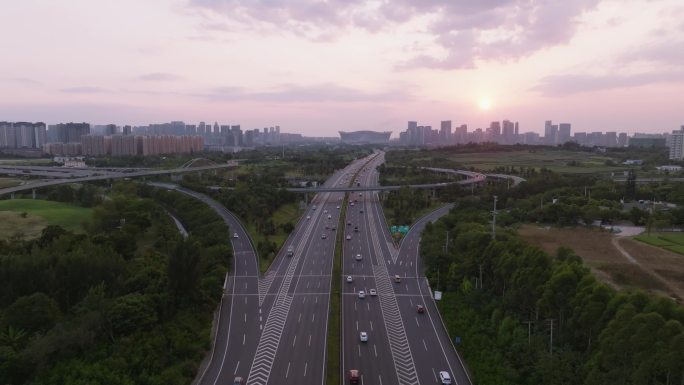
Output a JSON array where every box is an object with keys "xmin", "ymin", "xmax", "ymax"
[
  {"xmin": 398, "ymin": 120, "xmax": 522, "ymax": 146},
  {"xmin": 396, "ymin": 119, "xmax": 677, "ymax": 150},
  {"xmin": 0, "ymin": 121, "xmax": 47, "ymax": 149},
  {"xmin": 78, "ymin": 135, "xmax": 203, "ymax": 157},
  {"xmin": 0, "ymin": 120, "xmax": 308, "ymax": 157},
  {"xmin": 127, "ymin": 121, "xmax": 288, "ymax": 148},
  {"xmin": 339, "ymin": 131, "xmax": 392, "ymax": 144}
]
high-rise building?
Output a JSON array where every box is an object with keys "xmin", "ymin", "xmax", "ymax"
[
  {"xmin": 104, "ymin": 124, "xmax": 118, "ymax": 136},
  {"xmin": 50, "ymin": 122, "xmax": 90, "ymax": 144},
  {"xmin": 544, "ymin": 120, "xmax": 558, "ymax": 145},
  {"xmin": 487, "ymin": 121, "xmax": 501, "ymax": 142},
  {"xmin": 669, "ymin": 127, "xmax": 684, "ymax": 160},
  {"xmin": 455, "ymin": 124, "xmax": 467, "ymax": 144},
  {"xmin": 502, "ymin": 120, "xmax": 515, "ymax": 144},
  {"xmin": 440, "ymin": 121, "xmax": 452, "ymax": 143},
  {"xmin": 557, "ymin": 123, "xmax": 571, "ymax": 144}
]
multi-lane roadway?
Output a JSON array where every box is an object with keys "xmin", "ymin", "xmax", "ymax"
[
  {"xmin": 153, "ymin": 151, "xmax": 472, "ymax": 385},
  {"xmin": 342, "ymin": 152, "xmax": 472, "ymax": 385}
]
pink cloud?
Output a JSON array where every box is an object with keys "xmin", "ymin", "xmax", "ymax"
[{"xmin": 189, "ymin": 0, "xmax": 602, "ymax": 69}]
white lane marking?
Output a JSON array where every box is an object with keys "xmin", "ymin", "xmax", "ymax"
[
  {"xmin": 302, "ymin": 297, "xmax": 306, "ymax": 304},
  {"xmin": 354, "ymin": 302, "xmax": 357, "ymax": 311},
  {"xmin": 298, "ymin": 314, "xmax": 302, "ymax": 323},
  {"xmin": 243, "ymin": 334, "xmax": 245, "ymax": 345},
  {"xmin": 285, "ymin": 362, "xmax": 290, "ymax": 378},
  {"xmin": 312, "ymin": 313, "xmax": 315, "ymax": 322},
  {"xmin": 293, "ymin": 335, "xmax": 297, "ymax": 347},
  {"xmin": 244, "ymin": 282, "xmax": 247, "ymax": 289},
  {"xmin": 356, "ymin": 321, "xmax": 358, "ymax": 331},
  {"xmin": 370, "ymin": 320, "xmax": 373, "ymax": 331},
  {"xmin": 307, "ymin": 282, "xmax": 310, "ymax": 289},
  {"xmin": 410, "ymin": 298, "xmax": 414, "ymax": 307},
  {"xmin": 234, "ymin": 361, "xmax": 240, "ymax": 375},
  {"xmin": 378, "ymin": 375, "xmax": 383, "ymax": 385},
  {"xmin": 423, "ymin": 339, "xmax": 428, "ymax": 351},
  {"xmin": 244, "ymin": 297, "xmax": 247, "ymax": 304},
  {"xmin": 244, "ymin": 313, "xmax": 246, "ymax": 322},
  {"xmin": 367, "ymin": 303, "xmax": 370, "ymax": 311},
  {"xmin": 315, "ymin": 296, "xmax": 318, "ymax": 304},
  {"xmin": 405, "ymin": 284, "xmax": 409, "ymax": 291},
  {"xmin": 432, "ymin": 368, "xmax": 437, "ymax": 382},
  {"xmin": 358, "ymin": 345, "xmax": 361, "ymax": 357},
  {"xmin": 304, "ymin": 362, "xmax": 308, "ymax": 377},
  {"xmin": 309, "ymin": 334, "xmax": 312, "ymax": 347},
  {"xmin": 415, "ymin": 317, "xmax": 420, "ymax": 327}
]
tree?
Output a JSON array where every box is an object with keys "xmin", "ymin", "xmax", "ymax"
[{"xmin": 2, "ymin": 293, "xmax": 61, "ymax": 334}]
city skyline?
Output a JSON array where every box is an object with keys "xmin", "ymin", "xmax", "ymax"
[{"xmin": 1, "ymin": 0, "xmax": 683, "ymax": 135}]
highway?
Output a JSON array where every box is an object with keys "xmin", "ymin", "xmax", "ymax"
[
  {"xmin": 153, "ymin": 155, "xmax": 376, "ymax": 385},
  {"xmin": 342, "ymin": 152, "xmax": 472, "ymax": 385},
  {"xmin": 148, "ymin": 183, "xmax": 264, "ymax": 385}
]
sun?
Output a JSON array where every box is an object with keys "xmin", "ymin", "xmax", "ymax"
[{"xmin": 478, "ymin": 97, "xmax": 492, "ymax": 110}]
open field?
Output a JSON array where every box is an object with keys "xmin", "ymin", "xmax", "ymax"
[
  {"xmin": 518, "ymin": 224, "xmax": 684, "ymax": 300},
  {"xmin": 447, "ymin": 150, "xmax": 625, "ymax": 173},
  {"xmin": 0, "ymin": 199, "xmax": 92, "ymax": 238},
  {"xmin": 635, "ymin": 232, "xmax": 684, "ymax": 255}
]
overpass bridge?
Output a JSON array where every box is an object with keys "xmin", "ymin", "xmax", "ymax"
[
  {"xmin": 0, "ymin": 163, "xmax": 236, "ymax": 197},
  {"xmin": 0, "ymin": 162, "xmax": 523, "ymax": 198}
]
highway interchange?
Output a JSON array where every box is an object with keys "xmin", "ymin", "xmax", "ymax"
[
  {"xmin": 3, "ymin": 153, "xmax": 476, "ymax": 384},
  {"xmin": 156, "ymin": 151, "xmax": 473, "ymax": 385}
]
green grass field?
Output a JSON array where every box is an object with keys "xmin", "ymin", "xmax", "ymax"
[
  {"xmin": 634, "ymin": 232, "xmax": 684, "ymax": 255},
  {"xmin": 0, "ymin": 199, "xmax": 92, "ymax": 239},
  {"xmin": 446, "ymin": 150, "xmax": 624, "ymax": 174}
]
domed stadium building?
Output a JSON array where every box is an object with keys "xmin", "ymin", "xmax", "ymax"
[{"xmin": 338, "ymin": 131, "xmax": 392, "ymax": 144}]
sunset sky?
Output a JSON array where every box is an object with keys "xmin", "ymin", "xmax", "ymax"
[{"xmin": 1, "ymin": 0, "xmax": 682, "ymax": 136}]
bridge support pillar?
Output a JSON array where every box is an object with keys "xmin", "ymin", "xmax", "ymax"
[
  {"xmin": 305, "ymin": 193, "xmax": 309, "ymax": 205},
  {"xmin": 431, "ymin": 188, "xmax": 436, "ymax": 199},
  {"xmin": 32, "ymin": 189, "xmax": 36, "ymax": 200},
  {"xmin": 11, "ymin": 193, "xmax": 15, "ymax": 199}
]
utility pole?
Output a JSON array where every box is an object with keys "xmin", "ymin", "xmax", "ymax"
[
  {"xmin": 479, "ymin": 264, "xmax": 483, "ymax": 289},
  {"xmin": 445, "ymin": 231, "xmax": 449, "ymax": 254},
  {"xmin": 549, "ymin": 319, "xmax": 555, "ymax": 354},
  {"xmin": 523, "ymin": 321, "xmax": 534, "ymax": 346},
  {"xmin": 492, "ymin": 195, "xmax": 498, "ymax": 240}
]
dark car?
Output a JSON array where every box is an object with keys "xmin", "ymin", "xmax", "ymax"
[{"xmin": 416, "ymin": 305, "xmax": 425, "ymax": 313}]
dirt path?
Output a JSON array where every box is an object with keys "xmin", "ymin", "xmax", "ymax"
[
  {"xmin": 612, "ymin": 237, "xmax": 682, "ymax": 299},
  {"xmin": 519, "ymin": 225, "xmax": 684, "ymax": 300}
]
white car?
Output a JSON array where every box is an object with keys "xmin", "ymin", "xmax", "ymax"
[
  {"xmin": 439, "ymin": 371, "xmax": 452, "ymax": 385},
  {"xmin": 346, "ymin": 275, "xmax": 353, "ymax": 283},
  {"xmin": 327, "ymin": 214, "xmax": 332, "ymax": 219},
  {"xmin": 369, "ymin": 289, "xmax": 377, "ymax": 296},
  {"xmin": 346, "ymin": 234, "xmax": 352, "ymax": 240},
  {"xmin": 355, "ymin": 254, "xmax": 362, "ymax": 261},
  {"xmin": 336, "ymin": 206, "xmax": 340, "ymax": 209},
  {"xmin": 359, "ymin": 331, "xmax": 368, "ymax": 342},
  {"xmin": 358, "ymin": 291, "xmax": 366, "ymax": 299},
  {"xmin": 306, "ymin": 216, "xmax": 311, "ymax": 220},
  {"xmin": 321, "ymin": 233, "xmax": 327, "ymax": 239},
  {"xmin": 233, "ymin": 233, "xmax": 239, "ymax": 238}
]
